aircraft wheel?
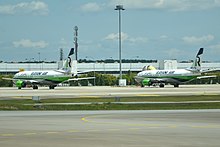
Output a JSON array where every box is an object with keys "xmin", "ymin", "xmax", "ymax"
[
  {"xmin": 49, "ymin": 85, "xmax": 55, "ymax": 89},
  {"xmin": 174, "ymin": 84, "xmax": 179, "ymax": 88},
  {"xmin": 33, "ymin": 85, "xmax": 38, "ymax": 89},
  {"xmin": 159, "ymin": 83, "xmax": 165, "ymax": 88}
]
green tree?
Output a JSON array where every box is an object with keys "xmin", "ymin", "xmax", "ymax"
[
  {"xmin": 118, "ymin": 71, "xmax": 137, "ymax": 85},
  {"xmin": 69, "ymin": 73, "xmax": 117, "ymax": 86}
]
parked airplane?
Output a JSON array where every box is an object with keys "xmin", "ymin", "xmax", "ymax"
[
  {"xmin": 135, "ymin": 48, "xmax": 216, "ymax": 88},
  {"xmin": 3, "ymin": 48, "xmax": 94, "ymax": 89}
]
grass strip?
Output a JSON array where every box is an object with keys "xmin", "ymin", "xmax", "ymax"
[{"xmin": 0, "ymin": 95, "xmax": 220, "ymax": 110}]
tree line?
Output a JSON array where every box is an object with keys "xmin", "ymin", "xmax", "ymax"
[{"xmin": 69, "ymin": 71, "xmax": 137, "ymax": 86}]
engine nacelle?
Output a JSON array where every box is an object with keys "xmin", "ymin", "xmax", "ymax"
[
  {"xmin": 142, "ymin": 78, "xmax": 151, "ymax": 87},
  {"xmin": 16, "ymin": 80, "xmax": 26, "ymax": 89}
]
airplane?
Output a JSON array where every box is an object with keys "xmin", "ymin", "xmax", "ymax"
[
  {"xmin": 135, "ymin": 48, "xmax": 216, "ymax": 88},
  {"xmin": 3, "ymin": 48, "xmax": 94, "ymax": 89}
]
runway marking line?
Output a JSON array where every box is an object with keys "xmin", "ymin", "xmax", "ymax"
[
  {"xmin": 1, "ymin": 134, "xmax": 15, "ymax": 137},
  {"xmin": 67, "ymin": 130, "xmax": 79, "ymax": 133},
  {"xmin": 148, "ymin": 127, "xmax": 160, "ymax": 129},
  {"xmin": 10, "ymin": 96, "xmax": 32, "ymax": 99},
  {"xmin": 23, "ymin": 132, "xmax": 37, "ymax": 136},
  {"xmin": 191, "ymin": 125, "xmax": 220, "ymax": 129},
  {"xmin": 81, "ymin": 115, "xmax": 164, "ymax": 127},
  {"xmin": 1, "ymin": 124, "xmax": 219, "ymax": 138},
  {"xmin": 81, "ymin": 117, "xmax": 89, "ymax": 122},
  {"xmin": 46, "ymin": 131, "xmax": 59, "ymax": 134}
]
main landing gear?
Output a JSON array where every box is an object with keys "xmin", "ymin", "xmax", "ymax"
[
  {"xmin": 33, "ymin": 85, "xmax": 38, "ymax": 89},
  {"xmin": 32, "ymin": 85, "xmax": 56, "ymax": 89},
  {"xmin": 173, "ymin": 84, "xmax": 179, "ymax": 87},
  {"xmin": 159, "ymin": 83, "xmax": 165, "ymax": 88},
  {"xmin": 49, "ymin": 85, "xmax": 56, "ymax": 89}
]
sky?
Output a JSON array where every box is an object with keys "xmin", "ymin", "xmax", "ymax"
[{"xmin": 0, "ymin": 0, "xmax": 220, "ymax": 62}]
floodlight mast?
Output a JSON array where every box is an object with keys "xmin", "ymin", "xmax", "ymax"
[
  {"xmin": 74, "ymin": 26, "xmax": 78, "ymax": 61},
  {"xmin": 115, "ymin": 5, "xmax": 125, "ymax": 81}
]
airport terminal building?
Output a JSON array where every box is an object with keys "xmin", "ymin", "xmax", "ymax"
[{"xmin": 0, "ymin": 60, "xmax": 220, "ymax": 75}]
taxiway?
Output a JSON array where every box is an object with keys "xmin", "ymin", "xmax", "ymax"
[
  {"xmin": 0, "ymin": 110, "xmax": 220, "ymax": 147},
  {"xmin": 0, "ymin": 84, "xmax": 220, "ymax": 100}
]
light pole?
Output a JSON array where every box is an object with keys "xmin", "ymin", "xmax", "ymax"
[
  {"xmin": 74, "ymin": 26, "xmax": 78, "ymax": 61},
  {"xmin": 115, "ymin": 5, "xmax": 125, "ymax": 85},
  {"xmin": 38, "ymin": 52, "xmax": 41, "ymax": 62},
  {"xmin": 38, "ymin": 52, "xmax": 41, "ymax": 70}
]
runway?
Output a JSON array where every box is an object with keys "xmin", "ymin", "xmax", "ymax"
[
  {"xmin": 0, "ymin": 110, "xmax": 220, "ymax": 147},
  {"xmin": 0, "ymin": 84, "xmax": 220, "ymax": 99}
]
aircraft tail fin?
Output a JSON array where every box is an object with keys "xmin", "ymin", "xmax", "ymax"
[
  {"xmin": 189, "ymin": 48, "xmax": 204, "ymax": 71},
  {"xmin": 62, "ymin": 48, "xmax": 76, "ymax": 74}
]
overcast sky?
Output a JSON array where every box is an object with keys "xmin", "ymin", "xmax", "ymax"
[{"xmin": 0, "ymin": 0, "xmax": 220, "ymax": 62}]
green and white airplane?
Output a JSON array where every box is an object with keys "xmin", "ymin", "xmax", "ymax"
[
  {"xmin": 135, "ymin": 48, "xmax": 216, "ymax": 88},
  {"xmin": 3, "ymin": 48, "xmax": 94, "ymax": 89}
]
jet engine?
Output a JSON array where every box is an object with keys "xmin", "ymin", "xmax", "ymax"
[
  {"xmin": 141, "ymin": 78, "xmax": 151, "ymax": 87},
  {"xmin": 16, "ymin": 80, "xmax": 26, "ymax": 89}
]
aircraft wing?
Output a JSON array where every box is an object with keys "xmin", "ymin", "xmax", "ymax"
[
  {"xmin": 135, "ymin": 76, "xmax": 179, "ymax": 84},
  {"xmin": 2, "ymin": 77, "xmax": 13, "ymax": 81},
  {"xmin": 66, "ymin": 77, "xmax": 95, "ymax": 82},
  {"xmin": 77, "ymin": 70, "xmax": 94, "ymax": 74},
  {"xmin": 3, "ymin": 77, "xmax": 39, "ymax": 84},
  {"xmin": 27, "ymin": 80, "xmax": 40, "ymax": 84},
  {"xmin": 201, "ymin": 68, "xmax": 220, "ymax": 73},
  {"xmin": 200, "ymin": 68, "xmax": 219, "ymax": 79},
  {"xmin": 2, "ymin": 77, "xmax": 41, "ymax": 88},
  {"xmin": 17, "ymin": 79, "xmax": 40, "ymax": 85},
  {"xmin": 150, "ymin": 78, "xmax": 180, "ymax": 84},
  {"xmin": 197, "ymin": 75, "xmax": 217, "ymax": 79},
  {"xmin": 152, "ymin": 76, "xmax": 218, "ymax": 83}
]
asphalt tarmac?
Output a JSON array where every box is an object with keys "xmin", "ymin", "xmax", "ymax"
[
  {"xmin": 0, "ymin": 84, "xmax": 220, "ymax": 100},
  {"xmin": 0, "ymin": 110, "xmax": 220, "ymax": 147}
]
